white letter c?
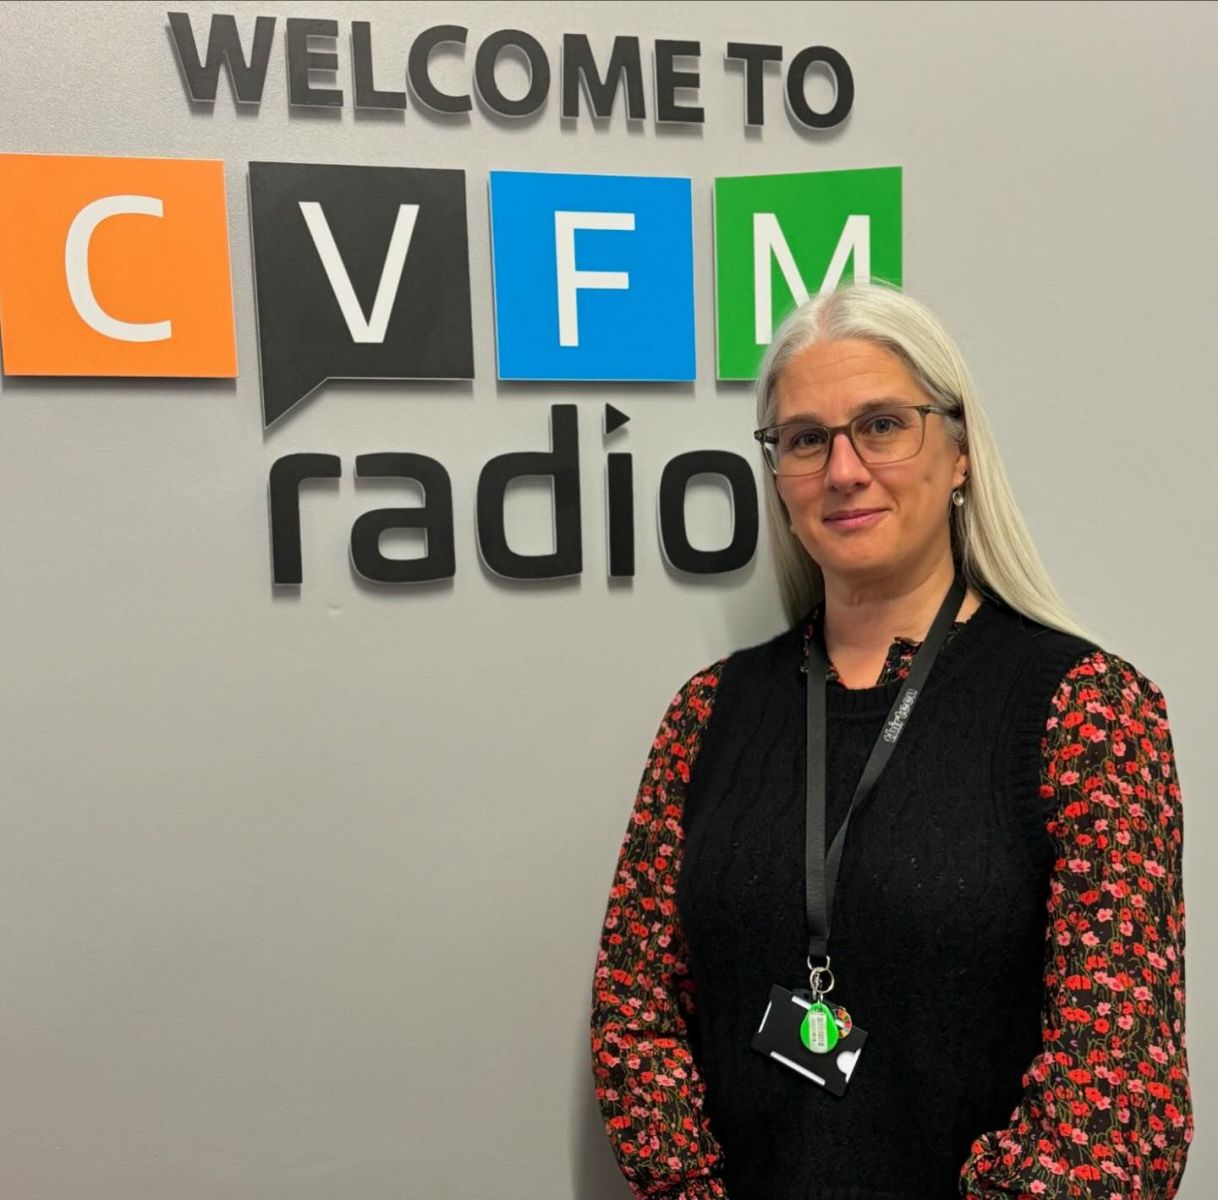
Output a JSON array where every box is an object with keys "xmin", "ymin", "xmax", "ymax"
[{"xmin": 65, "ymin": 195, "xmax": 172, "ymax": 343}]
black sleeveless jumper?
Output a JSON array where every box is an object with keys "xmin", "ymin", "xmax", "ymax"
[{"xmin": 675, "ymin": 596, "xmax": 1100, "ymax": 1200}]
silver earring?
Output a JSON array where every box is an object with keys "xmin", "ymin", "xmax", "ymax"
[{"xmin": 951, "ymin": 488, "xmax": 965, "ymax": 508}]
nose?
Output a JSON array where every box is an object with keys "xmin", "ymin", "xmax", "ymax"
[{"xmin": 823, "ymin": 427, "xmax": 872, "ymax": 489}]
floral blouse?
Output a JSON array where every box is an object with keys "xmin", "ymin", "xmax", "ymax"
[{"xmin": 589, "ymin": 611, "xmax": 1193, "ymax": 1199}]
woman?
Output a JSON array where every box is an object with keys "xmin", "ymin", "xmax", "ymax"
[{"xmin": 589, "ymin": 282, "xmax": 1192, "ymax": 1200}]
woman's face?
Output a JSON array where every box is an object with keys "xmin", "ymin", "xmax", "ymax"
[{"xmin": 772, "ymin": 338, "xmax": 968, "ymax": 589}]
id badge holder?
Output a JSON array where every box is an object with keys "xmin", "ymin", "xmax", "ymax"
[{"xmin": 751, "ymin": 961, "xmax": 867, "ymax": 1097}]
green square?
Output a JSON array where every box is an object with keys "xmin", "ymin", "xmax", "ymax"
[{"xmin": 713, "ymin": 166, "xmax": 903, "ymax": 381}]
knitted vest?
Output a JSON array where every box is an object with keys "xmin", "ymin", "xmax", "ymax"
[{"xmin": 676, "ymin": 597, "xmax": 1100, "ymax": 1200}]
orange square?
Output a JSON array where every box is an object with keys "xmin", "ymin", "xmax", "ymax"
[{"xmin": 0, "ymin": 153, "xmax": 237, "ymax": 377}]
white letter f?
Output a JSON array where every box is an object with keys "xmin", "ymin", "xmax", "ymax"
[{"xmin": 553, "ymin": 211, "xmax": 635, "ymax": 348}]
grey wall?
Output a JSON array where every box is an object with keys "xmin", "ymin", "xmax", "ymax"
[{"xmin": 0, "ymin": 2, "xmax": 1214, "ymax": 1197}]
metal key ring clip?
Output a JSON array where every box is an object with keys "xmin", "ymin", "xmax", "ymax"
[{"xmin": 806, "ymin": 955, "xmax": 835, "ymax": 999}]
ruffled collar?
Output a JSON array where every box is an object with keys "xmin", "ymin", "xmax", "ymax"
[{"xmin": 799, "ymin": 598, "xmax": 971, "ymax": 684}]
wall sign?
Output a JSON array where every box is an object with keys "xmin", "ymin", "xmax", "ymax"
[
  {"xmin": 715, "ymin": 167, "xmax": 902, "ymax": 379},
  {"xmin": 488, "ymin": 171, "xmax": 695, "ymax": 382},
  {"xmin": 0, "ymin": 155, "xmax": 900, "ymax": 395},
  {"xmin": 249, "ymin": 162, "xmax": 474, "ymax": 426},
  {"xmin": 266, "ymin": 404, "xmax": 761, "ymax": 586},
  {"xmin": 166, "ymin": 13, "xmax": 854, "ymax": 132},
  {"xmin": 0, "ymin": 15, "xmax": 898, "ymax": 592},
  {"xmin": 0, "ymin": 153, "xmax": 236, "ymax": 377}
]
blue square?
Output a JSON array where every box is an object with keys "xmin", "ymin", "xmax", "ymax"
[{"xmin": 488, "ymin": 171, "xmax": 695, "ymax": 381}]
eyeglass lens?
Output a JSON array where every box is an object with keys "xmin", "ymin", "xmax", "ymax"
[{"xmin": 766, "ymin": 409, "xmax": 924, "ymax": 473}]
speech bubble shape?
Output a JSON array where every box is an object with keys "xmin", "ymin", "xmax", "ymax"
[{"xmin": 248, "ymin": 161, "xmax": 473, "ymax": 427}]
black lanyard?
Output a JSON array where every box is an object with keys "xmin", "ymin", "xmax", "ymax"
[{"xmin": 803, "ymin": 574, "xmax": 966, "ymax": 962}]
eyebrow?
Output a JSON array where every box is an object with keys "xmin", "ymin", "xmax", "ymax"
[{"xmin": 780, "ymin": 397, "xmax": 911, "ymax": 424}]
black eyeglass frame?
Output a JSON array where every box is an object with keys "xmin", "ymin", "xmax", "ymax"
[{"xmin": 752, "ymin": 404, "xmax": 950, "ymax": 477}]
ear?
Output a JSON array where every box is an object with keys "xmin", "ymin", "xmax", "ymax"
[{"xmin": 953, "ymin": 447, "xmax": 970, "ymax": 490}]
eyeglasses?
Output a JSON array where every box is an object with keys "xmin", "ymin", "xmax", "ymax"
[{"xmin": 753, "ymin": 404, "xmax": 948, "ymax": 477}]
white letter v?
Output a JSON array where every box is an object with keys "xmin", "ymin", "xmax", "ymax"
[{"xmin": 298, "ymin": 201, "xmax": 420, "ymax": 344}]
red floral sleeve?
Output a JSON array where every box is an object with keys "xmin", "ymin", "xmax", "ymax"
[
  {"xmin": 590, "ymin": 662, "xmax": 730, "ymax": 1200},
  {"xmin": 960, "ymin": 650, "xmax": 1194, "ymax": 1199}
]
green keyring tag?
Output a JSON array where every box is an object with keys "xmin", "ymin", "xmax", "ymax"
[{"xmin": 800, "ymin": 1001, "xmax": 840, "ymax": 1053}]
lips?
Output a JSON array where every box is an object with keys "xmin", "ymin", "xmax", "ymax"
[{"xmin": 823, "ymin": 508, "xmax": 888, "ymax": 531}]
